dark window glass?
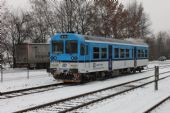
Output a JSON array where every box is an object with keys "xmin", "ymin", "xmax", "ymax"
[
  {"xmin": 80, "ymin": 44, "xmax": 88, "ymax": 55},
  {"xmin": 85, "ymin": 45, "xmax": 88, "ymax": 55},
  {"xmin": 93, "ymin": 47, "xmax": 99, "ymax": 59},
  {"xmin": 80, "ymin": 44, "xmax": 85, "ymax": 55},
  {"xmin": 101, "ymin": 48, "xmax": 107, "ymax": 59},
  {"xmin": 66, "ymin": 40, "xmax": 77, "ymax": 54},
  {"xmin": 145, "ymin": 50, "xmax": 148, "ymax": 57},
  {"xmin": 132, "ymin": 49, "xmax": 134, "ymax": 58},
  {"xmin": 126, "ymin": 49, "xmax": 130, "ymax": 58},
  {"xmin": 114, "ymin": 48, "xmax": 119, "ymax": 58},
  {"xmin": 120, "ymin": 49, "xmax": 124, "ymax": 58},
  {"xmin": 138, "ymin": 50, "xmax": 140, "ymax": 58},
  {"xmin": 141, "ymin": 50, "xmax": 144, "ymax": 57},
  {"xmin": 52, "ymin": 40, "xmax": 64, "ymax": 54}
]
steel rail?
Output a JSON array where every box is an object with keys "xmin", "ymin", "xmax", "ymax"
[
  {"xmin": 60, "ymin": 75, "xmax": 170, "ymax": 113},
  {"xmin": 143, "ymin": 96, "xmax": 170, "ymax": 113},
  {"xmin": 14, "ymin": 72, "xmax": 170, "ymax": 113},
  {"xmin": 0, "ymin": 83, "xmax": 65, "ymax": 99}
]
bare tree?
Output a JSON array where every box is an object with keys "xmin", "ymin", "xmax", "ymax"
[
  {"xmin": 145, "ymin": 31, "xmax": 170, "ymax": 60},
  {"xmin": 50, "ymin": 0, "xmax": 93, "ymax": 34},
  {"xmin": 29, "ymin": 0, "xmax": 55, "ymax": 42},
  {"xmin": 0, "ymin": 1, "xmax": 9, "ymax": 55},
  {"xmin": 1, "ymin": 4, "xmax": 33, "ymax": 66},
  {"xmin": 127, "ymin": 1, "xmax": 151, "ymax": 38},
  {"xmin": 145, "ymin": 36, "xmax": 157, "ymax": 60},
  {"xmin": 84, "ymin": 0, "xmax": 128, "ymax": 38}
]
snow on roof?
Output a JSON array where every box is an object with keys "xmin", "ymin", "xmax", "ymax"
[{"xmin": 84, "ymin": 35, "xmax": 148, "ymax": 46}]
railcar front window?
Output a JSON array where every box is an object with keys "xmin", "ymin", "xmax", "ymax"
[
  {"xmin": 66, "ymin": 40, "xmax": 78, "ymax": 54},
  {"xmin": 52, "ymin": 41, "xmax": 63, "ymax": 54},
  {"xmin": 80, "ymin": 44, "xmax": 88, "ymax": 55}
]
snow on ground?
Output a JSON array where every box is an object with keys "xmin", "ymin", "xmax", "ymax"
[
  {"xmin": 0, "ymin": 69, "xmax": 60, "ymax": 92},
  {"xmin": 151, "ymin": 99, "xmax": 170, "ymax": 113},
  {"xmin": 148, "ymin": 60, "xmax": 170, "ymax": 68},
  {"xmin": 0, "ymin": 60, "xmax": 170, "ymax": 113},
  {"xmin": 82, "ymin": 73, "xmax": 170, "ymax": 113}
]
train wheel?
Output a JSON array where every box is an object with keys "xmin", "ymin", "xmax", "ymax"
[
  {"xmin": 101, "ymin": 72, "xmax": 106, "ymax": 78},
  {"xmin": 52, "ymin": 74, "xmax": 58, "ymax": 80},
  {"xmin": 133, "ymin": 69, "xmax": 136, "ymax": 74}
]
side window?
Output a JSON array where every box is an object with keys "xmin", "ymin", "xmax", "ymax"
[
  {"xmin": 142, "ymin": 50, "xmax": 144, "ymax": 57},
  {"xmin": 126, "ymin": 49, "xmax": 129, "ymax": 58},
  {"xmin": 120, "ymin": 49, "xmax": 124, "ymax": 58},
  {"xmin": 80, "ymin": 44, "xmax": 85, "ymax": 55},
  {"xmin": 80, "ymin": 44, "xmax": 88, "ymax": 55},
  {"xmin": 93, "ymin": 47, "xmax": 99, "ymax": 59},
  {"xmin": 138, "ymin": 50, "xmax": 140, "ymax": 58},
  {"xmin": 114, "ymin": 48, "xmax": 119, "ymax": 58},
  {"xmin": 101, "ymin": 48, "xmax": 107, "ymax": 59},
  {"xmin": 145, "ymin": 50, "xmax": 148, "ymax": 58},
  {"xmin": 85, "ymin": 45, "xmax": 88, "ymax": 55}
]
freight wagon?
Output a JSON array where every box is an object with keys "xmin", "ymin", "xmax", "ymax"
[{"xmin": 15, "ymin": 43, "xmax": 50, "ymax": 69}]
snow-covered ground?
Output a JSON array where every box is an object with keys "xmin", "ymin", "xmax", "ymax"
[
  {"xmin": 80, "ymin": 73, "xmax": 170, "ymax": 113},
  {"xmin": 151, "ymin": 99, "xmax": 170, "ymax": 113},
  {"xmin": 0, "ymin": 60, "xmax": 170, "ymax": 113},
  {"xmin": 0, "ymin": 68, "xmax": 60, "ymax": 92}
]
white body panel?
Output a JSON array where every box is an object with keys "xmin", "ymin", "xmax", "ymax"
[
  {"xmin": 137, "ymin": 59, "xmax": 148, "ymax": 66},
  {"xmin": 51, "ymin": 59, "xmax": 148, "ymax": 73},
  {"xmin": 112, "ymin": 60, "xmax": 134, "ymax": 70}
]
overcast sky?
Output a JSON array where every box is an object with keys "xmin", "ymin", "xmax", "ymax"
[{"xmin": 3, "ymin": 0, "xmax": 170, "ymax": 34}]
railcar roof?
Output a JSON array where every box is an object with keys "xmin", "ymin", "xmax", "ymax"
[
  {"xmin": 54, "ymin": 33, "xmax": 148, "ymax": 47},
  {"xmin": 83, "ymin": 35, "xmax": 148, "ymax": 47}
]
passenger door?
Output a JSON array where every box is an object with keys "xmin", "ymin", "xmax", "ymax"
[
  {"xmin": 80, "ymin": 43, "xmax": 89, "ymax": 73},
  {"xmin": 108, "ymin": 45, "xmax": 112, "ymax": 71},
  {"xmin": 134, "ymin": 47, "xmax": 137, "ymax": 67}
]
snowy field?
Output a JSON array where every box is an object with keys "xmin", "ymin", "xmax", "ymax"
[
  {"xmin": 0, "ymin": 69, "xmax": 60, "ymax": 92},
  {"xmin": 0, "ymin": 60, "xmax": 170, "ymax": 113},
  {"xmin": 151, "ymin": 99, "xmax": 170, "ymax": 113}
]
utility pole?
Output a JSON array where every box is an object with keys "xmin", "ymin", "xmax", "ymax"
[
  {"xmin": 0, "ymin": 56, "xmax": 3, "ymax": 82},
  {"xmin": 155, "ymin": 66, "xmax": 159, "ymax": 91},
  {"xmin": 27, "ymin": 44, "xmax": 29, "ymax": 79},
  {"xmin": 1, "ymin": 64, "xmax": 3, "ymax": 82}
]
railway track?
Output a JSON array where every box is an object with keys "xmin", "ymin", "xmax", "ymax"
[
  {"xmin": 0, "ymin": 65, "xmax": 169, "ymax": 100},
  {"xmin": 0, "ymin": 83, "xmax": 65, "ymax": 99},
  {"xmin": 143, "ymin": 96, "xmax": 170, "ymax": 113},
  {"xmin": 14, "ymin": 71, "xmax": 170, "ymax": 113}
]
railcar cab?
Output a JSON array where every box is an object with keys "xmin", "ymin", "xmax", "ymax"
[
  {"xmin": 50, "ymin": 33, "xmax": 88, "ymax": 82},
  {"xmin": 50, "ymin": 33, "xmax": 88, "ymax": 61}
]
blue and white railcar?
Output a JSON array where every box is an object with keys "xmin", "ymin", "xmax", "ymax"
[{"xmin": 50, "ymin": 33, "xmax": 148, "ymax": 82}]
